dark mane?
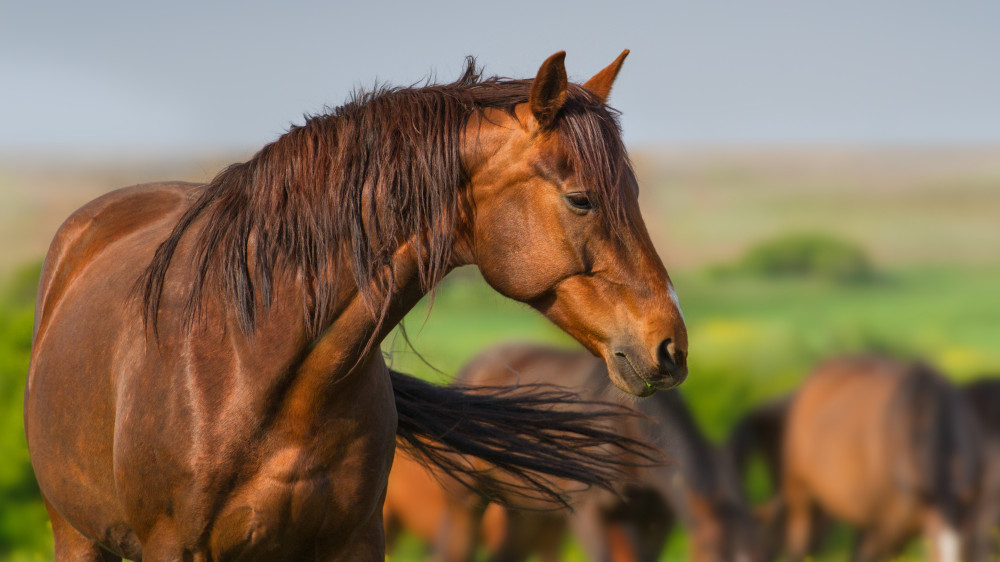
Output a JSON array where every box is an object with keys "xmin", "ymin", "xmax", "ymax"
[{"xmin": 139, "ymin": 58, "xmax": 635, "ymax": 339}]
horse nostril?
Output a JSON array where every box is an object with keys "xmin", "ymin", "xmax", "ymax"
[{"xmin": 657, "ymin": 338, "xmax": 686, "ymax": 371}]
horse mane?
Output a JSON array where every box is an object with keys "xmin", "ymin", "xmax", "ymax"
[{"xmin": 139, "ymin": 58, "xmax": 635, "ymax": 339}]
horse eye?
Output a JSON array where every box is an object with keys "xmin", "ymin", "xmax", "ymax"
[{"xmin": 564, "ymin": 192, "xmax": 593, "ymax": 212}]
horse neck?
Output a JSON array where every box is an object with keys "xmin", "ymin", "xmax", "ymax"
[{"xmin": 291, "ymin": 221, "xmax": 477, "ymax": 379}]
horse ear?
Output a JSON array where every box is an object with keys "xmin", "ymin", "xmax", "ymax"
[
  {"xmin": 583, "ymin": 49, "xmax": 629, "ymax": 103},
  {"xmin": 529, "ymin": 51, "xmax": 568, "ymax": 129}
]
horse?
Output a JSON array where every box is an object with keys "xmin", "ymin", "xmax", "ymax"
[
  {"xmin": 23, "ymin": 51, "xmax": 689, "ymax": 561},
  {"xmin": 782, "ymin": 356, "xmax": 980, "ymax": 562},
  {"xmin": 383, "ymin": 343, "xmax": 759, "ymax": 562},
  {"xmin": 961, "ymin": 377, "xmax": 1000, "ymax": 562},
  {"xmin": 727, "ymin": 395, "xmax": 799, "ymax": 561},
  {"xmin": 383, "ymin": 452, "xmax": 568, "ymax": 562}
]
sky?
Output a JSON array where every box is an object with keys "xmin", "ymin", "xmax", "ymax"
[{"xmin": 2, "ymin": 0, "xmax": 998, "ymax": 154}]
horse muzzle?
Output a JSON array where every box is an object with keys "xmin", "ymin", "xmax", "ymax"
[{"xmin": 607, "ymin": 340, "xmax": 688, "ymax": 396}]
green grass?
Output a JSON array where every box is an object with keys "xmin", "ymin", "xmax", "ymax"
[{"xmin": 0, "ymin": 263, "xmax": 52, "ymax": 560}]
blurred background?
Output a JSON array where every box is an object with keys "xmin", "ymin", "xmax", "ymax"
[{"xmin": 1, "ymin": 1, "xmax": 998, "ymax": 560}]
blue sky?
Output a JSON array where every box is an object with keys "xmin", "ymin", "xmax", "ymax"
[{"xmin": 2, "ymin": 0, "xmax": 998, "ymax": 153}]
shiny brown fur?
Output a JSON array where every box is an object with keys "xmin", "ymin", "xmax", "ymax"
[
  {"xmin": 782, "ymin": 356, "xmax": 980, "ymax": 562},
  {"xmin": 24, "ymin": 52, "xmax": 687, "ymax": 561},
  {"xmin": 382, "ymin": 343, "xmax": 760, "ymax": 562}
]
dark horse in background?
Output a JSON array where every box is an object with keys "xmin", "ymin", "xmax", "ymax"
[
  {"xmin": 779, "ymin": 356, "xmax": 979, "ymax": 562},
  {"xmin": 727, "ymin": 394, "xmax": 794, "ymax": 561},
  {"xmin": 383, "ymin": 343, "xmax": 760, "ymax": 562},
  {"xmin": 961, "ymin": 377, "xmax": 1000, "ymax": 562},
  {"xmin": 24, "ymin": 51, "xmax": 689, "ymax": 561}
]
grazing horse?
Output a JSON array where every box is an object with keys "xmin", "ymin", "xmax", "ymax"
[
  {"xmin": 24, "ymin": 51, "xmax": 689, "ymax": 561},
  {"xmin": 383, "ymin": 343, "xmax": 759, "ymax": 562},
  {"xmin": 961, "ymin": 377, "xmax": 1000, "ymax": 562},
  {"xmin": 727, "ymin": 395, "xmax": 797, "ymax": 561},
  {"xmin": 782, "ymin": 356, "xmax": 980, "ymax": 562}
]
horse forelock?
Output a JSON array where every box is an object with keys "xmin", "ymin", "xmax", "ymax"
[{"xmin": 139, "ymin": 58, "xmax": 637, "ymax": 339}]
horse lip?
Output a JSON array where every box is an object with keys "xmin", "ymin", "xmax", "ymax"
[{"xmin": 612, "ymin": 350, "xmax": 685, "ymax": 395}]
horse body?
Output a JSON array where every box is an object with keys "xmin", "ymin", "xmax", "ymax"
[
  {"xmin": 26, "ymin": 52, "xmax": 688, "ymax": 561},
  {"xmin": 782, "ymin": 356, "xmax": 980, "ymax": 562},
  {"xmin": 27, "ymin": 182, "xmax": 404, "ymax": 559}
]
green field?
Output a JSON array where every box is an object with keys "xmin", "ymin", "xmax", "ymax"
[{"xmin": 1, "ymin": 148, "xmax": 998, "ymax": 560}]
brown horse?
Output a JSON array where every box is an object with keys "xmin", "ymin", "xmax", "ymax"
[
  {"xmin": 383, "ymin": 343, "xmax": 759, "ymax": 562},
  {"xmin": 383, "ymin": 453, "xmax": 564, "ymax": 561},
  {"xmin": 961, "ymin": 377, "xmax": 1000, "ymax": 562},
  {"xmin": 24, "ymin": 51, "xmax": 688, "ymax": 561},
  {"xmin": 782, "ymin": 356, "xmax": 980, "ymax": 562}
]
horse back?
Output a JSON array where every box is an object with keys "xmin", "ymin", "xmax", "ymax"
[{"xmin": 32, "ymin": 182, "xmax": 202, "ymax": 341}]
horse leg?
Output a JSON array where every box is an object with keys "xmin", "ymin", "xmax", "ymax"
[
  {"xmin": 47, "ymin": 499, "xmax": 121, "ymax": 562},
  {"xmin": 605, "ymin": 521, "xmax": 640, "ymax": 562},
  {"xmin": 382, "ymin": 506, "xmax": 401, "ymax": 556},
  {"xmin": 850, "ymin": 528, "xmax": 909, "ymax": 562},
  {"xmin": 535, "ymin": 514, "xmax": 568, "ymax": 562},
  {"xmin": 921, "ymin": 509, "xmax": 963, "ymax": 562},
  {"xmin": 433, "ymin": 496, "xmax": 485, "ymax": 562},
  {"xmin": 569, "ymin": 499, "xmax": 636, "ymax": 562},
  {"xmin": 326, "ymin": 509, "xmax": 387, "ymax": 562},
  {"xmin": 967, "ymin": 497, "xmax": 1000, "ymax": 562},
  {"xmin": 568, "ymin": 499, "xmax": 608, "ymax": 561},
  {"xmin": 632, "ymin": 502, "xmax": 672, "ymax": 562},
  {"xmin": 783, "ymin": 479, "xmax": 815, "ymax": 562},
  {"xmin": 489, "ymin": 510, "xmax": 550, "ymax": 562}
]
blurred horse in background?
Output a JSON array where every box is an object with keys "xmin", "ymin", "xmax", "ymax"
[
  {"xmin": 727, "ymin": 395, "xmax": 798, "ymax": 560},
  {"xmin": 782, "ymin": 356, "xmax": 980, "ymax": 562},
  {"xmin": 384, "ymin": 453, "xmax": 567, "ymax": 561},
  {"xmin": 962, "ymin": 377, "xmax": 1000, "ymax": 561},
  {"xmin": 384, "ymin": 343, "xmax": 761, "ymax": 562}
]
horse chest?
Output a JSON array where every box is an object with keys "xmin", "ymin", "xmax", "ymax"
[
  {"xmin": 207, "ymin": 427, "xmax": 395, "ymax": 558},
  {"xmin": 204, "ymin": 377, "xmax": 397, "ymax": 558}
]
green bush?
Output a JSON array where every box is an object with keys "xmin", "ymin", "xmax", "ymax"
[
  {"xmin": 0, "ymin": 261, "xmax": 51, "ymax": 558},
  {"xmin": 727, "ymin": 232, "xmax": 876, "ymax": 283}
]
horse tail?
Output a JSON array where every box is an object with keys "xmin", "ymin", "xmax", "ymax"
[
  {"xmin": 897, "ymin": 363, "xmax": 979, "ymax": 524},
  {"xmin": 389, "ymin": 369, "xmax": 657, "ymax": 508}
]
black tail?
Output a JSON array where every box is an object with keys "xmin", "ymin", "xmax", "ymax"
[
  {"xmin": 389, "ymin": 370, "xmax": 657, "ymax": 507},
  {"xmin": 896, "ymin": 363, "xmax": 980, "ymax": 523}
]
